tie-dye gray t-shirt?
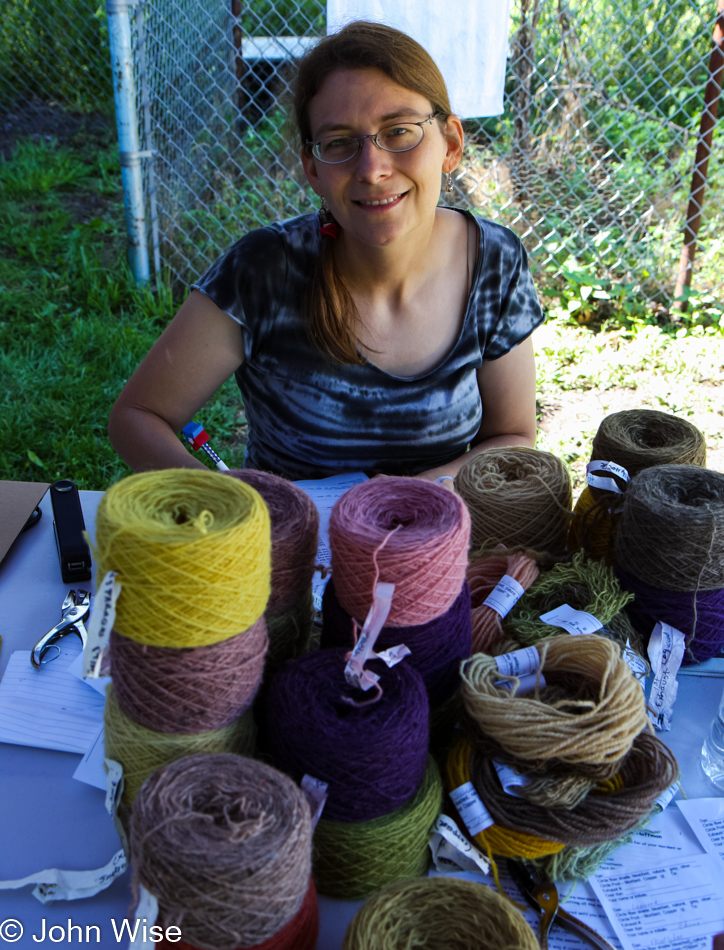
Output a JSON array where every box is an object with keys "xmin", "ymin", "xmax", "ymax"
[{"xmin": 192, "ymin": 211, "xmax": 543, "ymax": 479}]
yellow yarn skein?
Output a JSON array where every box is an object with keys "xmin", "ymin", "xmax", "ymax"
[
  {"xmin": 95, "ymin": 470, "xmax": 271, "ymax": 647},
  {"xmin": 568, "ymin": 486, "xmax": 620, "ymax": 563}
]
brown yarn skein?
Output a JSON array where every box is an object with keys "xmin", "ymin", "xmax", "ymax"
[
  {"xmin": 461, "ymin": 635, "xmax": 649, "ymax": 781},
  {"xmin": 131, "ymin": 753, "xmax": 312, "ymax": 950},
  {"xmin": 109, "ymin": 619, "xmax": 267, "ymax": 734},
  {"xmin": 616, "ymin": 465, "xmax": 724, "ymax": 591},
  {"xmin": 467, "ymin": 547, "xmax": 540, "ymax": 654},
  {"xmin": 456, "ymin": 446, "xmax": 572, "ymax": 555}
]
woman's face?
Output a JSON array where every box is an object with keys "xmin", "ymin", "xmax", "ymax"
[{"xmin": 301, "ymin": 68, "xmax": 463, "ymax": 250}]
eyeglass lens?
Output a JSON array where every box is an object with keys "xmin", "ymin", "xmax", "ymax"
[{"xmin": 316, "ymin": 123, "xmax": 425, "ymax": 163}]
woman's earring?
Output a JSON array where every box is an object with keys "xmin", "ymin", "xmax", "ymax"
[
  {"xmin": 446, "ymin": 172, "xmax": 453, "ymax": 193},
  {"xmin": 318, "ymin": 195, "xmax": 339, "ymax": 239},
  {"xmin": 320, "ymin": 195, "xmax": 329, "ymax": 213}
]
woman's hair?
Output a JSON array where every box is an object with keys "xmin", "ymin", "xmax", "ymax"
[{"xmin": 292, "ymin": 21, "xmax": 454, "ymax": 363}]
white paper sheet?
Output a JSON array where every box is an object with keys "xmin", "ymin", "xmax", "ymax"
[
  {"xmin": 294, "ymin": 472, "xmax": 368, "ymax": 610},
  {"xmin": 0, "ymin": 643, "xmax": 104, "ymax": 754},
  {"xmin": 677, "ymin": 797, "xmax": 724, "ymax": 870},
  {"xmin": 73, "ymin": 725, "xmax": 108, "ymax": 790}
]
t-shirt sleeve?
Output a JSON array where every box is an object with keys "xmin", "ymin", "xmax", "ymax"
[
  {"xmin": 474, "ymin": 220, "xmax": 545, "ymax": 361},
  {"xmin": 190, "ymin": 226, "xmax": 288, "ymax": 361}
]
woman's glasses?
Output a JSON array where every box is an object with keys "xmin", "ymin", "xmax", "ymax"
[{"xmin": 308, "ymin": 114, "xmax": 441, "ymax": 165}]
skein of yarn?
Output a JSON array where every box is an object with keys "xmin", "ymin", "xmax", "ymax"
[
  {"xmin": 109, "ymin": 618, "xmax": 268, "ymax": 733},
  {"xmin": 467, "ymin": 547, "xmax": 540, "ymax": 654},
  {"xmin": 455, "ymin": 446, "xmax": 572, "ymax": 555},
  {"xmin": 329, "ymin": 477, "xmax": 470, "ymax": 627},
  {"xmin": 94, "ymin": 469, "xmax": 271, "ymax": 646},
  {"xmin": 313, "ymin": 756, "xmax": 443, "ymax": 899},
  {"xmin": 615, "ymin": 465, "xmax": 724, "ymax": 591},
  {"xmin": 131, "ymin": 754, "xmax": 312, "ymax": 950},
  {"xmin": 104, "ymin": 687, "xmax": 256, "ymax": 805},
  {"xmin": 342, "ymin": 876, "xmax": 539, "ymax": 950},
  {"xmin": 460, "ymin": 636, "xmax": 649, "ymax": 781},
  {"xmin": 266, "ymin": 648, "xmax": 429, "ymax": 822},
  {"xmin": 321, "ymin": 579, "xmax": 471, "ymax": 706}
]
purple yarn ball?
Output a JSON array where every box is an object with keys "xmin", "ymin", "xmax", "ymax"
[
  {"xmin": 321, "ymin": 580, "xmax": 472, "ymax": 706},
  {"xmin": 266, "ymin": 648, "xmax": 429, "ymax": 822},
  {"xmin": 615, "ymin": 564, "xmax": 724, "ymax": 663}
]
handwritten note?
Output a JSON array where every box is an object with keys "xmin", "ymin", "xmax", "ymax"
[{"xmin": 676, "ymin": 798, "xmax": 724, "ymax": 871}]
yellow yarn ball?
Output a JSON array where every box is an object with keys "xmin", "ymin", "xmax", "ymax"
[{"xmin": 95, "ymin": 469, "xmax": 271, "ymax": 647}]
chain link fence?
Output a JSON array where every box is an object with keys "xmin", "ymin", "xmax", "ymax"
[{"xmin": 2, "ymin": 0, "xmax": 722, "ymax": 313}]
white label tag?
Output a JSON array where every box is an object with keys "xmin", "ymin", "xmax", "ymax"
[
  {"xmin": 647, "ymin": 622, "xmax": 686, "ymax": 731},
  {"xmin": 345, "ymin": 581, "xmax": 394, "ymax": 691},
  {"xmin": 0, "ymin": 849, "xmax": 127, "ymax": 904},
  {"xmin": 483, "ymin": 574, "xmax": 526, "ymax": 618},
  {"xmin": 540, "ymin": 603, "xmax": 602, "ymax": 635},
  {"xmin": 301, "ymin": 774, "xmax": 328, "ymax": 829},
  {"xmin": 127, "ymin": 885, "xmax": 160, "ymax": 949},
  {"xmin": 654, "ymin": 782, "xmax": 680, "ymax": 812},
  {"xmin": 429, "ymin": 814, "xmax": 490, "ymax": 875},
  {"xmin": 495, "ymin": 672, "xmax": 546, "ymax": 694},
  {"xmin": 82, "ymin": 571, "xmax": 121, "ymax": 678},
  {"xmin": 449, "ymin": 782, "xmax": 494, "ymax": 836},
  {"xmin": 494, "ymin": 646, "xmax": 540, "ymax": 678},
  {"xmin": 586, "ymin": 460, "xmax": 629, "ymax": 494},
  {"xmin": 623, "ymin": 638, "xmax": 649, "ymax": 688},
  {"xmin": 371, "ymin": 644, "xmax": 411, "ymax": 667},
  {"xmin": 493, "ymin": 760, "xmax": 530, "ymax": 797}
]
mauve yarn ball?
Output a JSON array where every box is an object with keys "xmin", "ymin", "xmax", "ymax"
[{"xmin": 266, "ymin": 648, "xmax": 429, "ymax": 822}]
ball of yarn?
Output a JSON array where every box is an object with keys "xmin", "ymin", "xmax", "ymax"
[
  {"xmin": 130, "ymin": 753, "xmax": 312, "ymax": 950},
  {"xmin": 329, "ymin": 477, "xmax": 470, "ymax": 627},
  {"xmin": 460, "ymin": 636, "xmax": 649, "ymax": 781},
  {"xmin": 568, "ymin": 486, "xmax": 621, "ymax": 563},
  {"xmin": 104, "ymin": 686, "xmax": 255, "ymax": 805},
  {"xmin": 110, "ymin": 618, "xmax": 267, "ymax": 733},
  {"xmin": 470, "ymin": 731, "xmax": 679, "ymax": 847},
  {"xmin": 94, "ymin": 469, "xmax": 271, "ymax": 646},
  {"xmin": 616, "ymin": 465, "xmax": 724, "ymax": 591},
  {"xmin": 266, "ymin": 648, "xmax": 429, "ymax": 822},
  {"xmin": 321, "ymin": 579, "xmax": 472, "ymax": 706},
  {"xmin": 227, "ymin": 470, "xmax": 319, "ymax": 615},
  {"xmin": 467, "ymin": 547, "xmax": 540, "ymax": 653},
  {"xmin": 615, "ymin": 565, "xmax": 724, "ymax": 663},
  {"xmin": 446, "ymin": 738, "xmax": 565, "ymax": 859},
  {"xmin": 264, "ymin": 589, "xmax": 314, "ymax": 672},
  {"xmin": 169, "ymin": 878, "xmax": 319, "ymax": 950},
  {"xmin": 313, "ymin": 756, "xmax": 442, "ymax": 899},
  {"xmin": 503, "ymin": 550, "xmax": 638, "ymax": 650},
  {"xmin": 455, "ymin": 446, "xmax": 572, "ymax": 555},
  {"xmin": 342, "ymin": 876, "xmax": 539, "ymax": 950}
]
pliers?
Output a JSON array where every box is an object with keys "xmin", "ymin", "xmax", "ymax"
[
  {"xmin": 31, "ymin": 589, "xmax": 91, "ymax": 669},
  {"xmin": 507, "ymin": 860, "xmax": 617, "ymax": 950}
]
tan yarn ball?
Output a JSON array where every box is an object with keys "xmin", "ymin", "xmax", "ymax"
[
  {"xmin": 456, "ymin": 446, "xmax": 572, "ymax": 555},
  {"xmin": 342, "ymin": 876, "xmax": 538, "ymax": 950}
]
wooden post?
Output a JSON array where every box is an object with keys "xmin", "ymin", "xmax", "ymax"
[{"xmin": 672, "ymin": 0, "xmax": 724, "ymax": 311}]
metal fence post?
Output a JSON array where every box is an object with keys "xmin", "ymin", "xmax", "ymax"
[{"xmin": 106, "ymin": 0, "xmax": 150, "ymax": 285}]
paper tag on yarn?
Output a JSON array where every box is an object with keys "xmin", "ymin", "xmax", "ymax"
[
  {"xmin": 449, "ymin": 782, "xmax": 494, "ymax": 836},
  {"xmin": 495, "ymin": 672, "xmax": 546, "ymax": 694},
  {"xmin": 494, "ymin": 646, "xmax": 540, "ymax": 678},
  {"xmin": 623, "ymin": 638, "xmax": 649, "ymax": 688},
  {"xmin": 82, "ymin": 571, "xmax": 121, "ymax": 679},
  {"xmin": 647, "ymin": 622, "xmax": 686, "ymax": 731},
  {"xmin": 301, "ymin": 774, "xmax": 328, "ymax": 829},
  {"xmin": 483, "ymin": 574, "xmax": 526, "ymax": 618},
  {"xmin": 493, "ymin": 760, "xmax": 530, "ymax": 797},
  {"xmin": 0, "ymin": 847, "xmax": 128, "ymax": 904},
  {"xmin": 371, "ymin": 644, "xmax": 411, "ymax": 667},
  {"xmin": 540, "ymin": 603, "xmax": 602, "ymax": 636},
  {"xmin": 105, "ymin": 758, "xmax": 130, "ymax": 856},
  {"xmin": 654, "ymin": 782, "xmax": 680, "ymax": 813},
  {"xmin": 429, "ymin": 814, "xmax": 490, "ymax": 875},
  {"xmin": 345, "ymin": 581, "xmax": 395, "ymax": 691},
  {"xmin": 586, "ymin": 460, "xmax": 629, "ymax": 493},
  {"xmin": 126, "ymin": 885, "xmax": 164, "ymax": 948}
]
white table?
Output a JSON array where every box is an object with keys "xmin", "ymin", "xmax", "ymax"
[{"xmin": 0, "ymin": 488, "xmax": 721, "ymax": 949}]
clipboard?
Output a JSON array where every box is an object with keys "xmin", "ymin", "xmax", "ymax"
[{"xmin": 0, "ymin": 480, "xmax": 50, "ymax": 567}]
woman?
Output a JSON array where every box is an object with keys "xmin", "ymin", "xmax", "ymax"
[{"xmin": 109, "ymin": 21, "xmax": 544, "ymax": 481}]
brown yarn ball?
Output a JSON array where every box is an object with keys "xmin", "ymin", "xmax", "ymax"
[
  {"xmin": 131, "ymin": 754, "xmax": 312, "ymax": 950},
  {"xmin": 109, "ymin": 618, "xmax": 267, "ymax": 734},
  {"xmin": 467, "ymin": 547, "xmax": 540, "ymax": 653},
  {"xmin": 342, "ymin": 876, "xmax": 538, "ymax": 950},
  {"xmin": 616, "ymin": 464, "xmax": 724, "ymax": 591},
  {"xmin": 456, "ymin": 446, "xmax": 572, "ymax": 555},
  {"xmin": 227, "ymin": 470, "xmax": 319, "ymax": 614}
]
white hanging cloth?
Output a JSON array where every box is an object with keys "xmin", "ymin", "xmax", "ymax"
[{"xmin": 325, "ymin": 0, "xmax": 512, "ymax": 118}]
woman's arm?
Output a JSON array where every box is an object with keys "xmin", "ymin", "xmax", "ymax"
[
  {"xmin": 108, "ymin": 290, "xmax": 246, "ymax": 472},
  {"xmin": 415, "ymin": 336, "xmax": 537, "ymax": 482}
]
